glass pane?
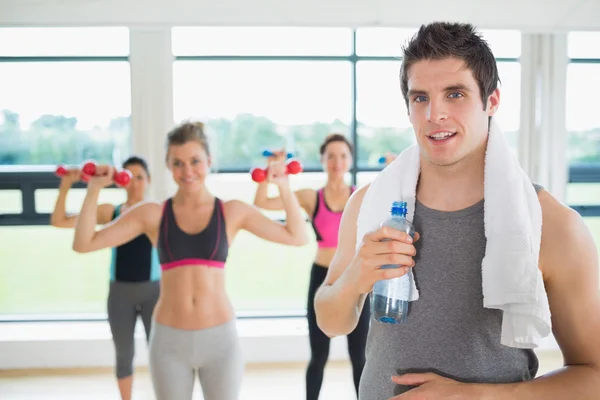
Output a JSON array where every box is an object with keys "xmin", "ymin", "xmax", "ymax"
[
  {"xmin": 355, "ymin": 60, "xmax": 415, "ymax": 168},
  {"xmin": 35, "ymin": 188, "xmax": 127, "ymax": 214},
  {"xmin": 0, "ymin": 190, "xmax": 23, "ymax": 213},
  {"xmin": 226, "ymin": 222, "xmax": 317, "ymax": 312},
  {"xmin": 172, "ymin": 27, "xmax": 352, "ymax": 56},
  {"xmin": 566, "ymin": 183, "xmax": 600, "ymax": 206},
  {"xmin": 0, "ymin": 62, "xmax": 132, "ymax": 166},
  {"xmin": 0, "ymin": 27, "xmax": 129, "ymax": 56},
  {"xmin": 478, "ymin": 30, "xmax": 522, "ymax": 59},
  {"xmin": 206, "ymin": 171, "xmax": 355, "ymax": 313},
  {"xmin": 356, "ymin": 28, "xmax": 521, "ymax": 58},
  {"xmin": 568, "ymin": 32, "xmax": 600, "ymax": 59},
  {"xmin": 356, "ymin": 27, "xmax": 418, "ymax": 57},
  {"xmin": 567, "ymin": 64, "xmax": 600, "ymax": 164},
  {"xmin": 355, "ymin": 61, "xmax": 521, "ymax": 167},
  {"xmin": 173, "ymin": 61, "xmax": 352, "ymax": 170},
  {"xmin": 495, "ymin": 62, "xmax": 521, "ymax": 153},
  {"xmin": 0, "ymin": 226, "xmax": 111, "ymax": 315}
]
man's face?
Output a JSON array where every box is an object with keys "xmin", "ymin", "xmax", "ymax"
[{"xmin": 406, "ymin": 57, "xmax": 500, "ymax": 167}]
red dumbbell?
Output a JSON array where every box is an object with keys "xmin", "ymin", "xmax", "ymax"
[
  {"xmin": 55, "ymin": 164, "xmax": 68, "ymax": 177},
  {"xmin": 250, "ymin": 159, "xmax": 303, "ymax": 183},
  {"xmin": 79, "ymin": 160, "xmax": 132, "ymax": 187},
  {"xmin": 113, "ymin": 169, "xmax": 133, "ymax": 187},
  {"xmin": 55, "ymin": 164, "xmax": 91, "ymax": 182}
]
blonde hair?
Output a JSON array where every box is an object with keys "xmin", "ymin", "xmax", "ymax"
[{"xmin": 165, "ymin": 121, "xmax": 210, "ymax": 161}]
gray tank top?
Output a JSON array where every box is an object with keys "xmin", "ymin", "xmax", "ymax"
[{"xmin": 358, "ymin": 184, "xmax": 543, "ymax": 399}]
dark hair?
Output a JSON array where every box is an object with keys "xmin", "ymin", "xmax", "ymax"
[
  {"xmin": 319, "ymin": 133, "xmax": 353, "ymax": 156},
  {"xmin": 165, "ymin": 121, "xmax": 210, "ymax": 161},
  {"xmin": 400, "ymin": 22, "xmax": 500, "ymax": 110},
  {"xmin": 122, "ymin": 155, "xmax": 150, "ymax": 178}
]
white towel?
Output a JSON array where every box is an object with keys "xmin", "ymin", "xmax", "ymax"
[{"xmin": 356, "ymin": 119, "xmax": 551, "ymax": 349}]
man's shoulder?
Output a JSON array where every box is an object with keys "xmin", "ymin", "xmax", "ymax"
[
  {"xmin": 347, "ymin": 183, "xmax": 371, "ymax": 213},
  {"xmin": 538, "ymin": 189, "xmax": 595, "ymax": 278}
]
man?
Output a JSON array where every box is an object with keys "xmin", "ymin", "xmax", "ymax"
[{"xmin": 314, "ymin": 22, "xmax": 600, "ymax": 399}]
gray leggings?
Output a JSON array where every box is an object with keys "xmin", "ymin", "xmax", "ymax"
[
  {"xmin": 107, "ymin": 280, "xmax": 160, "ymax": 379},
  {"xmin": 149, "ymin": 319, "xmax": 245, "ymax": 400}
]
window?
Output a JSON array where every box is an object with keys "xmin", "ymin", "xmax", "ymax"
[
  {"xmin": 205, "ymin": 172, "xmax": 339, "ymax": 313},
  {"xmin": 566, "ymin": 32, "xmax": 600, "ymax": 269},
  {"xmin": 566, "ymin": 63, "xmax": 600, "ymax": 165},
  {"xmin": 356, "ymin": 28, "xmax": 521, "ymax": 59},
  {"xmin": 356, "ymin": 27, "xmax": 418, "ymax": 57},
  {"xmin": 0, "ymin": 188, "xmax": 127, "ymax": 316},
  {"xmin": 356, "ymin": 60, "xmax": 415, "ymax": 168},
  {"xmin": 568, "ymin": 31, "xmax": 600, "ymax": 59},
  {"xmin": 494, "ymin": 62, "xmax": 522, "ymax": 151},
  {"xmin": 0, "ymin": 190, "xmax": 22, "ymax": 214},
  {"xmin": 172, "ymin": 26, "xmax": 352, "ymax": 56},
  {"xmin": 0, "ymin": 28, "xmax": 131, "ymax": 167},
  {"xmin": 173, "ymin": 61, "xmax": 352, "ymax": 171},
  {"xmin": 0, "ymin": 27, "xmax": 129, "ymax": 57},
  {"xmin": 0, "ymin": 27, "xmax": 131, "ymax": 319}
]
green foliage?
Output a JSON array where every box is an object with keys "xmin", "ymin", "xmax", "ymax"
[{"xmin": 1, "ymin": 109, "xmax": 598, "ymax": 168}]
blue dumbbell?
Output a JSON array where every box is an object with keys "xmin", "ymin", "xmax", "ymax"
[{"xmin": 262, "ymin": 150, "xmax": 293, "ymax": 159}]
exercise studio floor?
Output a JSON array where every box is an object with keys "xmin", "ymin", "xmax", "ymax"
[{"xmin": 0, "ymin": 354, "xmax": 564, "ymax": 400}]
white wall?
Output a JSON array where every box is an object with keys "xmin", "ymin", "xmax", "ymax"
[{"xmin": 0, "ymin": 0, "xmax": 599, "ymax": 32}]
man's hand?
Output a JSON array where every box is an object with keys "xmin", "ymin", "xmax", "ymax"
[
  {"xmin": 390, "ymin": 373, "xmax": 483, "ymax": 400},
  {"xmin": 340, "ymin": 227, "xmax": 420, "ymax": 296}
]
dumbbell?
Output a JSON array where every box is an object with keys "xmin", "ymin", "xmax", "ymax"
[
  {"xmin": 79, "ymin": 160, "xmax": 133, "ymax": 187},
  {"xmin": 378, "ymin": 154, "xmax": 397, "ymax": 166},
  {"xmin": 55, "ymin": 164, "xmax": 91, "ymax": 182},
  {"xmin": 262, "ymin": 150, "xmax": 293, "ymax": 159},
  {"xmin": 250, "ymin": 159, "xmax": 303, "ymax": 183},
  {"xmin": 54, "ymin": 160, "xmax": 97, "ymax": 182}
]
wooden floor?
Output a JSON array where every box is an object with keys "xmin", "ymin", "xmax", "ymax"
[
  {"xmin": 0, "ymin": 361, "xmax": 356, "ymax": 400},
  {"xmin": 0, "ymin": 353, "xmax": 565, "ymax": 400}
]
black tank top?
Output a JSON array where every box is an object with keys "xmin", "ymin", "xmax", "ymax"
[
  {"xmin": 110, "ymin": 205, "xmax": 161, "ymax": 282},
  {"xmin": 157, "ymin": 197, "xmax": 229, "ymax": 271}
]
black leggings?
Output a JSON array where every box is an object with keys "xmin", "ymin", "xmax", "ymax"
[{"xmin": 306, "ymin": 263, "xmax": 370, "ymax": 400}]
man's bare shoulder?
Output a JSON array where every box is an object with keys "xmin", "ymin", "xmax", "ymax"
[{"xmin": 538, "ymin": 189, "xmax": 597, "ymax": 281}]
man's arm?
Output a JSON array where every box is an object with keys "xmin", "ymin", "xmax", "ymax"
[
  {"xmin": 499, "ymin": 190, "xmax": 600, "ymax": 398},
  {"xmin": 314, "ymin": 185, "xmax": 369, "ymax": 337},
  {"xmin": 315, "ymin": 184, "xmax": 418, "ymax": 337}
]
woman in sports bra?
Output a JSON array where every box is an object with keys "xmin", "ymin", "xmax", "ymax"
[
  {"xmin": 71, "ymin": 121, "xmax": 308, "ymax": 400},
  {"xmin": 51, "ymin": 156, "xmax": 159, "ymax": 400},
  {"xmin": 253, "ymin": 134, "xmax": 369, "ymax": 400}
]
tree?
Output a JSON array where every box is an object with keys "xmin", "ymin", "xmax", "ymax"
[{"xmin": 0, "ymin": 110, "xmax": 22, "ymax": 165}]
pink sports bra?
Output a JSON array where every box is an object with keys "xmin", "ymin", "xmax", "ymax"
[{"xmin": 311, "ymin": 186, "xmax": 354, "ymax": 249}]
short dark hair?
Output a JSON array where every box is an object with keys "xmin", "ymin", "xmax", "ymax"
[
  {"xmin": 400, "ymin": 22, "xmax": 500, "ymax": 110},
  {"xmin": 319, "ymin": 133, "xmax": 353, "ymax": 156},
  {"xmin": 122, "ymin": 155, "xmax": 150, "ymax": 177},
  {"xmin": 166, "ymin": 121, "xmax": 210, "ymax": 161}
]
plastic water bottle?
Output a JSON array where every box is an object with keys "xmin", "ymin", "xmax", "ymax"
[{"xmin": 371, "ymin": 201, "xmax": 416, "ymax": 324}]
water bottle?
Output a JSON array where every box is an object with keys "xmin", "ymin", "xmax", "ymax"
[{"xmin": 370, "ymin": 201, "xmax": 416, "ymax": 324}]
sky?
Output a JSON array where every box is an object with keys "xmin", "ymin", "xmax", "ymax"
[{"xmin": 0, "ymin": 27, "xmax": 598, "ymax": 132}]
